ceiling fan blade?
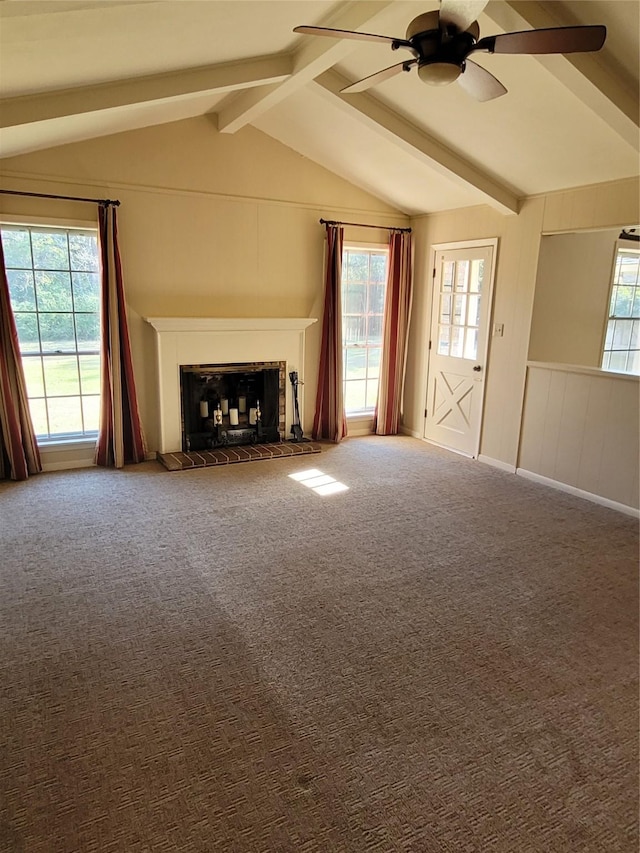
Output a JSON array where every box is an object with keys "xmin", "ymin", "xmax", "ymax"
[
  {"xmin": 293, "ymin": 25, "xmax": 409, "ymax": 47},
  {"xmin": 458, "ymin": 59, "xmax": 507, "ymax": 101},
  {"xmin": 341, "ymin": 60, "xmax": 418, "ymax": 94},
  {"xmin": 439, "ymin": 0, "xmax": 488, "ymax": 32},
  {"xmin": 479, "ymin": 25, "xmax": 606, "ymax": 55}
]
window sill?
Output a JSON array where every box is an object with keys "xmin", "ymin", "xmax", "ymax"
[{"xmin": 38, "ymin": 436, "xmax": 97, "ymax": 453}]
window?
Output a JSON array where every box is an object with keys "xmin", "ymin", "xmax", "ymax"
[
  {"xmin": 1, "ymin": 223, "xmax": 101, "ymax": 442},
  {"xmin": 341, "ymin": 245, "xmax": 389, "ymax": 415},
  {"xmin": 602, "ymin": 243, "xmax": 640, "ymax": 375}
]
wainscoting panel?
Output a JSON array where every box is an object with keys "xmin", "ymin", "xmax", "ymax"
[{"xmin": 519, "ymin": 362, "xmax": 640, "ymax": 510}]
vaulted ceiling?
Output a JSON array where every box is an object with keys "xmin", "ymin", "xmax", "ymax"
[{"xmin": 1, "ymin": 0, "xmax": 638, "ymax": 215}]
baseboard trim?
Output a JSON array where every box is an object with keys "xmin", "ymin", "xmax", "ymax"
[
  {"xmin": 478, "ymin": 454, "xmax": 517, "ymax": 474},
  {"xmin": 42, "ymin": 459, "xmax": 95, "ymax": 472},
  {"xmin": 400, "ymin": 426, "xmax": 421, "ymax": 438},
  {"xmin": 516, "ymin": 468, "xmax": 639, "ymax": 518}
]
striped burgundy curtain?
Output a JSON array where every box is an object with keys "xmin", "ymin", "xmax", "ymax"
[
  {"xmin": 95, "ymin": 204, "xmax": 145, "ymax": 468},
  {"xmin": 374, "ymin": 230, "xmax": 413, "ymax": 435},
  {"xmin": 312, "ymin": 224, "xmax": 347, "ymax": 443},
  {"xmin": 0, "ymin": 235, "xmax": 42, "ymax": 480}
]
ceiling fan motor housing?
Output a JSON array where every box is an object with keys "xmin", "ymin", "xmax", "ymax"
[{"xmin": 406, "ymin": 11, "xmax": 479, "ymax": 85}]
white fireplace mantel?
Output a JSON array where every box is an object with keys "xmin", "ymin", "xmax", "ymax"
[{"xmin": 145, "ymin": 316, "xmax": 317, "ymax": 453}]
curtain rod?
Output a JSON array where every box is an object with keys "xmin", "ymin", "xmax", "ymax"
[
  {"xmin": 320, "ymin": 218, "xmax": 411, "ymax": 233},
  {"xmin": 0, "ymin": 188, "xmax": 120, "ymax": 206}
]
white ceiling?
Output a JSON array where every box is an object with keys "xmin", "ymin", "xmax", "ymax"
[{"xmin": 0, "ymin": 0, "xmax": 638, "ymax": 215}]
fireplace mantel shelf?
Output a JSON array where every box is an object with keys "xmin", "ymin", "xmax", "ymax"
[{"xmin": 145, "ymin": 317, "xmax": 317, "ymax": 333}]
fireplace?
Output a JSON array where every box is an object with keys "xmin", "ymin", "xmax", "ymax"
[
  {"xmin": 144, "ymin": 317, "xmax": 317, "ymax": 453},
  {"xmin": 180, "ymin": 361, "xmax": 285, "ymax": 451}
]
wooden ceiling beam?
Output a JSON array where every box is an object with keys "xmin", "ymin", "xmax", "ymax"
[
  {"xmin": 314, "ymin": 69, "xmax": 520, "ymax": 215},
  {"xmin": 484, "ymin": 0, "xmax": 639, "ymax": 150},
  {"xmin": 216, "ymin": 1, "xmax": 395, "ymax": 134}
]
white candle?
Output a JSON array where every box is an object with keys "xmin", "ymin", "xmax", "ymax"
[
  {"xmin": 238, "ymin": 396, "xmax": 247, "ymax": 414},
  {"xmin": 221, "ymin": 398, "xmax": 229, "ymax": 415},
  {"xmin": 249, "ymin": 407, "xmax": 257, "ymax": 425},
  {"xmin": 229, "ymin": 408, "xmax": 239, "ymax": 426},
  {"xmin": 199, "ymin": 400, "xmax": 209, "ymax": 418}
]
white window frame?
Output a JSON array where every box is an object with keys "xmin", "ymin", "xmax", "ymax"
[
  {"xmin": 1, "ymin": 216, "xmax": 102, "ymax": 446},
  {"xmin": 341, "ymin": 242, "xmax": 389, "ymax": 417},
  {"xmin": 601, "ymin": 239, "xmax": 640, "ymax": 376}
]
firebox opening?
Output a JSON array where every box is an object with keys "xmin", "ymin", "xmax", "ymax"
[{"xmin": 180, "ymin": 361, "xmax": 286, "ymax": 452}]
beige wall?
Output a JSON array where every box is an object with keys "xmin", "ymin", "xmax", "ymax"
[
  {"xmin": 528, "ymin": 229, "xmax": 620, "ymax": 367},
  {"xmin": 405, "ymin": 177, "xmax": 640, "ymax": 469},
  {"xmin": 0, "ymin": 115, "xmax": 408, "ymax": 454},
  {"xmin": 1, "ymin": 116, "xmax": 638, "ymax": 485}
]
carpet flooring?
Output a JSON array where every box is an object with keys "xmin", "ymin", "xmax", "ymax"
[
  {"xmin": 0, "ymin": 436, "xmax": 637, "ymax": 852},
  {"xmin": 157, "ymin": 440, "xmax": 321, "ymax": 471}
]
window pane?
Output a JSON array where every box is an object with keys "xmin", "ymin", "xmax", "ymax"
[
  {"xmin": 468, "ymin": 294, "xmax": 481, "ymax": 327},
  {"xmin": 345, "ymin": 380, "xmax": 366, "ymax": 411},
  {"xmin": 438, "ymin": 325, "xmax": 450, "ymax": 355},
  {"xmin": 47, "ymin": 396, "xmax": 83, "ymax": 434},
  {"xmin": 22, "ymin": 356, "xmax": 45, "ymax": 397},
  {"xmin": 68, "ymin": 232, "xmax": 99, "ymax": 271},
  {"xmin": 344, "ymin": 315, "xmax": 366, "ymax": 344},
  {"xmin": 369, "ymin": 283, "xmax": 385, "ymax": 314},
  {"xmin": 82, "ymin": 395, "xmax": 100, "ymax": 432},
  {"xmin": 76, "ymin": 313, "xmax": 100, "ymax": 348},
  {"xmin": 79, "ymin": 355, "xmax": 100, "ymax": 394},
  {"xmin": 453, "ymin": 294, "xmax": 466, "ymax": 325},
  {"xmin": 612, "ymin": 319, "xmax": 632, "ymax": 350},
  {"xmin": 1, "ymin": 229, "xmax": 32, "ymax": 268},
  {"xmin": 470, "ymin": 259, "xmax": 484, "ymax": 293},
  {"xmin": 365, "ymin": 379, "xmax": 379, "ymax": 409},
  {"xmin": 442, "ymin": 262, "xmax": 454, "ymax": 291},
  {"xmin": 604, "ymin": 319, "xmax": 614, "ymax": 350},
  {"xmin": 7, "ymin": 269, "xmax": 36, "ymax": 310},
  {"xmin": 628, "ymin": 350, "xmax": 640, "ymax": 374},
  {"xmin": 440, "ymin": 293, "xmax": 451, "ymax": 324},
  {"xmin": 367, "ymin": 314, "xmax": 383, "ymax": 343},
  {"xmin": 43, "ymin": 355, "xmax": 80, "ymax": 396},
  {"xmin": 370, "ymin": 254, "xmax": 387, "ymax": 283},
  {"xmin": 72, "ymin": 272, "xmax": 101, "ymax": 312},
  {"xmin": 345, "ymin": 252, "xmax": 369, "ymax": 283},
  {"xmin": 28, "ymin": 398, "xmax": 49, "ymax": 437},
  {"xmin": 35, "ymin": 270, "xmax": 73, "ymax": 311},
  {"xmin": 39, "ymin": 313, "xmax": 75, "ymax": 351},
  {"xmin": 367, "ymin": 347, "xmax": 381, "ymax": 379},
  {"xmin": 608, "ymin": 350, "xmax": 628, "ymax": 372},
  {"xmin": 455, "ymin": 261, "xmax": 469, "ymax": 292},
  {"xmin": 613, "ymin": 286, "xmax": 635, "ymax": 318},
  {"xmin": 31, "ymin": 231, "xmax": 69, "ymax": 271},
  {"xmin": 13, "ymin": 313, "xmax": 40, "ymax": 353},
  {"xmin": 451, "ymin": 326, "xmax": 464, "ymax": 358},
  {"xmin": 343, "ymin": 283, "xmax": 366, "ymax": 314},
  {"xmin": 464, "ymin": 328, "xmax": 478, "ymax": 360},
  {"xmin": 345, "ymin": 347, "xmax": 366, "ymax": 380}
]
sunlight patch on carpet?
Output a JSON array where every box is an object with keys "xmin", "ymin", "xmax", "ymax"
[{"xmin": 288, "ymin": 468, "xmax": 349, "ymax": 496}]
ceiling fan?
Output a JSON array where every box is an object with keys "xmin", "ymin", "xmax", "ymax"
[{"xmin": 293, "ymin": 0, "xmax": 606, "ymax": 102}]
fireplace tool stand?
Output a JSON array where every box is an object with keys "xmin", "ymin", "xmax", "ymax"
[{"xmin": 289, "ymin": 371, "xmax": 304, "ymax": 442}]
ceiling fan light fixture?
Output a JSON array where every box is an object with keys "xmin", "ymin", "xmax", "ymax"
[{"xmin": 418, "ymin": 61, "xmax": 461, "ymax": 86}]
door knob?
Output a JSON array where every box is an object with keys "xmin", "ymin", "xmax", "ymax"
[{"xmin": 473, "ymin": 365, "xmax": 482, "ymax": 372}]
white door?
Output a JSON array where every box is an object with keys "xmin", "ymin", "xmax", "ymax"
[{"xmin": 424, "ymin": 243, "xmax": 495, "ymax": 457}]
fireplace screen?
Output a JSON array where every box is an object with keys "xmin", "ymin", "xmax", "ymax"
[{"xmin": 179, "ymin": 361, "xmax": 286, "ymax": 451}]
